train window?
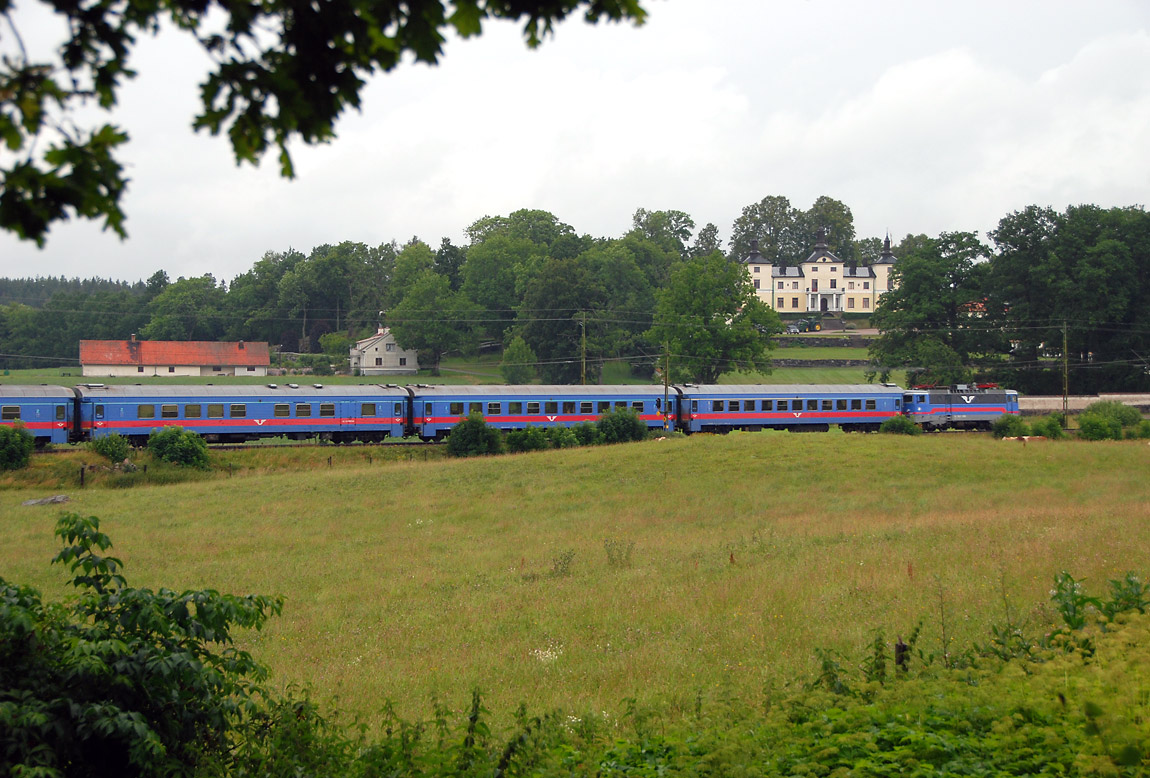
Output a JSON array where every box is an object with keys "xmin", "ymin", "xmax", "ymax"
[
  {"xmin": 632, "ymin": 401, "xmax": 644, "ymax": 412},
  {"xmin": 487, "ymin": 402, "xmax": 501, "ymax": 416},
  {"xmin": 822, "ymin": 400, "xmax": 832, "ymax": 411},
  {"xmin": 230, "ymin": 404, "xmax": 247, "ymax": 418},
  {"xmin": 295, "ymin": 404, "xmax": 311, "ymax": 418},
  {"xmin": 837, "ymin": 399, "xmax": 847, "ymax": 411},
  {"xmin": 865, "ymin": 399, "xmax": 876, "ymax": 410},
  {"xmin": 598, "ymin": 402, "xmax": 610, "ymax": 413},
  {"xmin": 319, "ymin": 403, "xmax": 335, "ymax": 418},
  {"xmin": 95, "ymin": 405, "xmax": 104, "ymax": 420},
  {"xmin": 851, "ymin": 399, "xmax": 862, "ymax": 410},
  {"xmin": 275, "ymin": 404, "xmax": 290, "ymax": 418},
  {"xmin": 527, "ymin": 402, "xmax": 540, "ymax": 415},
  {"xmin": 806, "ymin": 400, "xmax": 818, "ymax": 411},
  {"xmin": 185, "ymin": 404, "xmax": 201, "ymax": 418},
  {"xmin": 137, "ymin": 404, "xmax": 155, "ymax": 419},
  {"xmin": 691, "ymin": 400, "xmax": 698, "ymax": 413},
  {"xmin": 545, "ymin": 401, "xmax": 558, "ymax": 414},
  {"xmin": 394, "ymin": 402, "xmax": 403, "ymax": 416},
  {"xmin": 208, "ymin": 404, "xmax": 225, "ymax": 418},
  {"xmin": 450, "ymin": 402, "xmax": 464, "ymax": 415},
  {"xmin": 713, "ymin": 400, "xmax": 725, "ymax": 412},
  {"xmin": 161, "ymin": 404, "xmax": 179, "ymax": 419},
  {"xmin": 362, "ymin": 403, "xmax": 376, "ymax": 417},
  {"xmin": 580, "ymin": 402, "xmax": 593, "ymax": 414},
  {"xmin": 1, "ymin": 406, "xmax": 19, "ymax": 420},
  {"xmin": 729, "ymin": 400, "xmax": 740, "ymax": 412},
  {"xmin": 917, "ymin": 395, "xmax": 925, "ymax": 403},
  {"xmin": 56, "ymin": 405, "xmax": 66, "ymax": 420},
  {"xmin": 562, "ymin": 401, "xmax": 576, "ymax": 414},
  {"xmin": 761, "ymin": 400, "xmax": 773, "ymax": 411},
  {"xmin": 469, "ymin": 403, "xmax": 482, "ymax": 415},
  {"xmin": 509, "ymin": 402, "xmax": 522, "ymax": 414}
]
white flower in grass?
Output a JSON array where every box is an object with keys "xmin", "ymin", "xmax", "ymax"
[{"xmin": 530, "ymin": 640, "xmax": 563, "ymax": 663}]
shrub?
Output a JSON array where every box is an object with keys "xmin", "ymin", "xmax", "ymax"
[
  {"xmin": 546, "ymin": 425, "xmax": 579, "ymax": 449},
  {"xmin": 597, "ymin": 408, "xmax": 647, "ymax": 444},
  {"xmin": 90, "ymin": 432, "xmax": 131, "ymax": 462},
  {"xmin": 446, "ymin": 412, "xmax": 504, "ymax": 457},
  {"xmin": 1138, "ymin": 420, "xmax": 1150, "ymax": 439},
  {"xmin": 1082, "ymin": 400, "xmax": 1143, "ymax": 428},
  {"xmin": 0, "ymin": 513, "xmax": 285, "ymax": 777},
  {"xmin": 148, "ymin": 426, "xmax": 211, "ymax": 468},
  {"xmin": 571, "ymin": 421, "xmax": 601, "ymax": 447},
  {"xmin": 0, "ymin": 424, "xmax": 34, "ymax": 470},
  {"xmin": 991, "ymin": 414, "xmax": 1030, "ymax": 439},
  {"xmin": 879, "ymin": 415, "xmax": 921, "ymax": 435},
  {"xmin": 1028, "ymin": 415, "xmax": 1065, "ymax": 440},
  {"xmin": 506, "ymin": 425, "xmax": 549, "ymax": 453},
  {"xmin": 1077, "ymin": 413, "xmax": 1123, "ymax": 441}
]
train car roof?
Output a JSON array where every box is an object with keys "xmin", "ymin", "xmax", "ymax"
[
  {"xmin": 678, "ymin": 384, "xmax": 905, "ymax": 395},
  {"xmin": 72, "ymin": 384, "xmax": 410, "ymax": 398},
  {"xmin": 408, "ymin": 384, "xmax": 671, "ymax": 397},
  {"xmin": 0, "ymin": 385, "xmax": 76, "ymax": 398}
]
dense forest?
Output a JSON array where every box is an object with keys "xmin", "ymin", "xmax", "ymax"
[{"xmin": 1, "ymin": 197, "xmax": 1148, "ymax": 393}]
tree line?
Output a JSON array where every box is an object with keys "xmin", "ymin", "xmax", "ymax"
[
  {"xmin": 868, "ymin": 204, "xmax": 1150, "ymax": 394},
  {"xmin": 3, "ymin": 199, "xmax": 1147, "ymax": 392},
  {"xmin": 0, "ymin": 197, "xmax": 871, "ymax": 383}
]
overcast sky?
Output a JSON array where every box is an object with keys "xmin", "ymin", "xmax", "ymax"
[{"xmin": 2, "ymin": 0, "xmax": 1148, "ymax": 285}]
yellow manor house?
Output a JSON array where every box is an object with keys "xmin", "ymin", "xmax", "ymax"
[{"xmin": 742, "ymin": 229, "xmax": 898, "ymax": 314}]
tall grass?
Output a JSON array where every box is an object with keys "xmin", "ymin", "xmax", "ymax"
[{"xmin": 3, "ymin": 433, "xmax": 1147, "ymax": 727}]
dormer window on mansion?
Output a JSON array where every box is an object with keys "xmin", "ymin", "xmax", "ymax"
[{"xmin": 740, "ymin": 229, "xmax": 897, "ymax": 315}]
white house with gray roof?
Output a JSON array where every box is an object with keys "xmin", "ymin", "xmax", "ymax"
[
  {"xmin": 742, "ymin": 230, "xmax": 897, "ymax": 314},
  {"xmin": 349, "ymin": 328, "xmax": 419, "ymax": 375}
]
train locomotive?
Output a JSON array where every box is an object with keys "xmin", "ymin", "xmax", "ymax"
[
  {"xmin": 900, "ymin": 384, "xmax": 1020, "ymax": 431},
  {"xmin": 0, "ymin": 381, "xmax": 1019, "ymax": 446}
]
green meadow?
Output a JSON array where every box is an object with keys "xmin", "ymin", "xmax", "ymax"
[{"xmin": 3, "ymin": 432, "xmax": 1148, "ymax": 728}]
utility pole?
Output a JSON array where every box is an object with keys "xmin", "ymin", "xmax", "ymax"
[
  {"xmin": 580, "ymin": 311, "xmax": 586, "ymax": 386},
  {"xmin": 1062, "ymin": 319, "xmax": 1069, "ymax": 427},
  {"xmin": 663, "ymin": 342, "xmax": 670, "ymax": 430}
]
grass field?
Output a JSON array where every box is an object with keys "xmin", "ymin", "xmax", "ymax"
[{"xmin": 3, "ymin": 432, "xmax": 1148, "ymax": 727}]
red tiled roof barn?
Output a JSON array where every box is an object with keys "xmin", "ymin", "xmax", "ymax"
[{"xmin": 79, "ymin": 339, "xmax": 270, "ymax": 377}]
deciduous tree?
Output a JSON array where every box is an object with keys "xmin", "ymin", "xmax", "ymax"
[
  {"xmin": 645, "ymin": 251, "xmax": 780, "ymax": 384},
  {"xmin": 389, "ymin": 270, "xmax": 480, "ymax": 374}
]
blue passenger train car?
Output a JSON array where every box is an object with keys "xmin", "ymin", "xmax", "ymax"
[
  {"xmin": 675, "ymin": 384, "xmax": 905, "ymax": 433},
  {"xmin": 901, "ymin": 385, "xmax": 1020, "ymax": 430},
  {"xmin": 75, "ymin": 383, "xmax": 412, "ymax": 443},
  {"xmin": 0, "ymin": 385, "xmax": 78, "ymax": 445},
  {"xmin": 409, "ymin": 385, "xmax": 676, "ymax": 439}
]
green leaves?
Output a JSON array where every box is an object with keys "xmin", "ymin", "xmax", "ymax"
[
  {"xmin": 1, "ymin": 514, "xmax": 285, "ymax": 776},
  {"xmin": 3, "ymin": 1, "xmax": 648, "ymax": 244},
  {"xmin": 646, "ymin": 250, "xmax": 780, "ymax": 383}
]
